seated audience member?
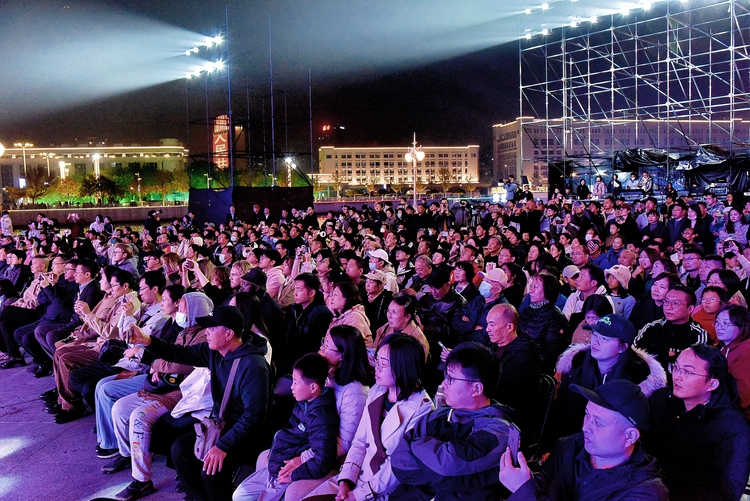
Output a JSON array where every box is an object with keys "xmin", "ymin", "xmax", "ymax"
[
  {"xmin": 629, "ymin": 272, "xmax": 679, "ymax": 332},
  {"xmin": 282, "ymin": 325, "xmax": 371, "ymax": 500},
  {"xmin": 604, "ymin": 264, "xmax": 636, "ymax": 318},
  {"xmin": 392, "ymin": 342, "xmax": 513, "ymax": 500},
  {"xmin": 327, "ymin": 281, "xmax": 373, "ymax": 348},
  {"xmin": 499, "ymin": 379, "xmax": 668, "ymax": 500},
  {"xmin": 715, "ymin": 305, "xmax": 750, "ymax": 419},
  {"xmin": 553, "ymin": 314, "xmax": 667, "ymax": 440},
  {"xmin": 233, "ymin": 353, "xmax": 339, "ymax": 501},
  {"xmin": 301, "ymin": 334, "xmax": 433, "ymax": 500},
  {"xmin": 127, "ymin": 305, "xmax": 270, "ymax": 501},
  {"xmin": 569, "ymin": 294, "xmax": 613, "ymax": 345},
  {"xmin": 362, "ymin": 269, "xmax": 393, "ymax": 332},
  {"xmin": 374, "ymin": 295, "xmax": 429, "ymax": 361},
  {"xmin": 517, "ymin": 272, "xmax": 570, "ymax": 374},
  {"xmin": 633, "ymin": 284, "xmax": 709, "ymax": 371},
  {"xmin": 691, "ymin": 285, "xmax": 729, "ymax": 344},
  {"xmin": 451, "ymin": 268, "xmax": 508, "ymax": 345},
  {"xmin": 646, "ymin": 344, "xmax": 750, "ymax": 500}
]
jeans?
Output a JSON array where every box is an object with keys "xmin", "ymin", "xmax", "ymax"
[{"xmin": 95, "ymin": 374, "xmax": 147, "ymax": 449}]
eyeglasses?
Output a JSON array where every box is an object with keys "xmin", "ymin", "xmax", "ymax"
[
  {"xmin": 662, "ymin": 299, "xmax": 686, "ymax": 308},
  {"xmin": 672, "ymin": 363, "xmax": 708, "ymax": 379},
  {"xmin": 700, "ymin": 297, "xmax": 721, "ymax": 304},
  {"xmin": 320, "ymin": 338, "xmax": 340, "ymax": 353},
  {"xmin": 443, "ymin": 370, "xmax": 480, "ymax": 385},
  {"xmin": 374, "ymin": 355, "xmax": 391, "ymax": 370}
]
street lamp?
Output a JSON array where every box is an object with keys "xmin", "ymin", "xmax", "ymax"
[
  {"xmin": 404, "ymin": 133, "xmax": 425, "ymax": 206},
  {"xmin": 136, "ymin": 173, "xmax": 142, "ymax": 205},
  {"xmin": 285, "ymin": 157, "xmax": 296, "ymax": 187},
  {"xmin": 40, "ymin": 152, "xmax": 54, "ymax": 177},
  {"xmin": 204, "ymin": 173, "xmax": 212, "ymax": 189},
  {"xmin": 14, "ymin": 142, "xmax": 33, "ymax": 177}
]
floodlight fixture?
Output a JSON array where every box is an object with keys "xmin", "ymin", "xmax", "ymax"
[
  {"xmin": 525, "ymin": 8, "xmax": 532, "ymax": 14},
  {"xmin": 541, "ymin": 2, "xmax": 550, "ymax": 10}
]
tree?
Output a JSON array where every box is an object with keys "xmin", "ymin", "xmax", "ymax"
[
  {"xmin": 330, "ymin": 170, "xmax": 345, "ymax": 200},
  {"xmin": 52, "ymin": 176, "xmax": 81, "ymax": 204},
  {"xmin": 147, "ymin": 170, "xmax": 176, "ymax": 204},
  {"xmin": 437, "ymin": 167, "xmax": 454, "ymax": 196},
  {"xmin": 415, "ymin": 177, "xmax": 428, "ymax": 197},
  {"xmin": 80, "ymin": 175, "xmax": 124, "ymax": 204},
  {"xmin": 21, "ymin": 166, "xmax": 55, "ymax": 204},
  {"xmin": 465, "ymin": 175, "xmax": 480, "ymax": 196}
]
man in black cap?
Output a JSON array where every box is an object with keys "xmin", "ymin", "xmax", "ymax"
[
  {"xmin": 499, "ymin": 379, "xmax": 668, "ymax": 500},
  {"xmin": 126, "ymin": 305, "xmax": 270, "ymax": 501},
  {"xmin": 419, "ymin": 268, "xmax": 465, "ymax": 356},
  {"xmin": 239, "ymin": 268, "xmax": 286, "ymax": 361}
]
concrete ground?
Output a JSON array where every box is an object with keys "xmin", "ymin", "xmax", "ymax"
[{"xmin": 0, "ymin": 359, "xmax": 184, "ymax": 501}]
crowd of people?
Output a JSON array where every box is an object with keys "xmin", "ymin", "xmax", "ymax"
[{"xmin": 1, "ymin": 189, "xmax": 750, "ymax": 501}]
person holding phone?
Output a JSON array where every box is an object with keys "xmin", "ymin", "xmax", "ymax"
[
  {"xmin": 499, "ymin": 379, "xmax": 668, "ymax": 500},
  {"xmin": 391, "ymin": 342, "xmax": 514, "ymax": 500}
]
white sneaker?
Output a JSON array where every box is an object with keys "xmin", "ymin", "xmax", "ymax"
[{"xmin": 0, "ymin": 352, "xmax": 11, "ymax": 362}]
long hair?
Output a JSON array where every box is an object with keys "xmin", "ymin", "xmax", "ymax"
[
  {"xmin": 329, "ymin": 325, "xmax": 373, "ymax": 387},
  {"xmin": 378, "ymin": 334, "xmax": 424, "ymax": 401}
]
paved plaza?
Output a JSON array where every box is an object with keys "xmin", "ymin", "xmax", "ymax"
[{"xmin": 0, "ymin": 360, "xmax": 184, "ymax": 501}]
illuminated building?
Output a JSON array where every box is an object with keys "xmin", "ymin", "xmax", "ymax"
[{"xmin": 0, "ymin": 138, "xmax": 187, "ymax": 188}]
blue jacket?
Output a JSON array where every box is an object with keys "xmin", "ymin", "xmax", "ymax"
[
  {"xmin": 391, "ymin": 403, "xmax": 512, "ymax": 501},
  {"xmin": 267, "ymin": 387, "xmax": 339, "ymax": 481}
]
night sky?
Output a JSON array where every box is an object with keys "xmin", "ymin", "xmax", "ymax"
[{"xmin": 0, "ymin": 0, "xmax": 533, "ymax": 160}]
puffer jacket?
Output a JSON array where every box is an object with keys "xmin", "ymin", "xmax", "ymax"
[
  {"xmin": 517, "ymin": 301, "xmax": 571, "ymax": 374},
  {"xmin": 328, "ymin": 304, "xmax": 373, "ymax": 348},
  {"xmin": 552, "ymin": 344, "xmax": 666, "ymax": 440},
  {"xmin": 268, "ymin": 387, "xmax": 339, "ymax": 481}
]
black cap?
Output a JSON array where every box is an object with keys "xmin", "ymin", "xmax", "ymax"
[
  {"xmin": 583, "ymin": 314, "xmax": 637, "ymax": 345},
  {"xmin": 196, "ymin": 305, "xmax": 245, "ymax": 336},
  {"xmin": 571, "ymin": 380, "xmax": 649, "ymax": 432},
  {"xmin": 241, "ymin": 268, "xmax": 267, "ymax": 289}
]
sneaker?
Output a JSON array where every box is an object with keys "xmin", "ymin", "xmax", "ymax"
[
  {"xmin": 113, "ymin": 479, "xmax": 155, "ymax": 501},
  {"xmin": 102, "ymin": 454, "xmax": 130, "ymax": 474},
  {"xmin": 96, "ymin": 446, "xmax": 120, "ymax": 459},
  {"xmin": 0, "ymin": 352, "xmax": 10, "ymax": 362}
]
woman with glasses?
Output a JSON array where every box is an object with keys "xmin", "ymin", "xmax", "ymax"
[
  {"xmin": 284, "ymin": 325, "xmax": 372, "ymax": 500},
  {"xmin": 553, "ymin": 313, "xmax": 667, "ymax": 440},
  {"xmin": 690, "ymin": 286, "xmax": 729, "ymax": 345},
  {"xmin": 715, "ymin": 305, "xmax": 750, "ymax": 420},
  {"xmin": 706, "ymin": 268, "xmax": 747, "ymax": 307},
  {"xmin": 301, "ymin": 334, "xmax": 432, "ymax": 501}
]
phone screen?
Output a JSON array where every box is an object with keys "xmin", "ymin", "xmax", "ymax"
[{"xmin": 507, "ymin": 423, "xmax": 521, "ymax": 467}]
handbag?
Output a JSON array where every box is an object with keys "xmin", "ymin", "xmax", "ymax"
[
  {"xmin": 194, "ymin": 358, "xmax": 240, "ymax": 461},
  {"xmin": 99, "ymin": 339, "xmax": 128, "ymax": 365}
]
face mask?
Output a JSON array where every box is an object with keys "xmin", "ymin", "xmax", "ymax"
[
  {"xmin": 218, "ymin": 254, "xmax": 226, "ymax": 264},
  {"xmin": 230, "ymin": 236, "xmax": 237, "ymax": 243},
  {"xmin": 369, "ymin": 262, "xmax": 377, "ymax": 271},
  {"xmin": 397, "ymin": 213, "xmax": 403, "ymax": 218},
  {"xmin": 479, "ymin": 281, "xmax": 493, "ymax": 298},
  {"xmin": 175, "ymin": 312, "xmax": 188, "ymax": 328}
]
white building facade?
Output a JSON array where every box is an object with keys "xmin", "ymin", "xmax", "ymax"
[{"xmin": 318, "ymin": 145, "xmax": 480, "ymax": 188}]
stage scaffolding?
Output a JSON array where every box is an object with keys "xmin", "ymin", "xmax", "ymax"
[{"xmin": 518, "ymin": 0, "xmax": 750, "ymax": 190}]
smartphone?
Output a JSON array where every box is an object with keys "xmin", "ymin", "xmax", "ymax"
[
  {"xmin": 507, "ymin": 423, "xmax": 521, "ymax": 467},
  {"xmin": 438, "ymin": 341, "xmax": 448, "ymax": 351}
]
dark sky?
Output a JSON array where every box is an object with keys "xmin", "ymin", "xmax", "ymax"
[{"xmin": 1, "ymin": 0, "xmax": 528, "ymax": 160}]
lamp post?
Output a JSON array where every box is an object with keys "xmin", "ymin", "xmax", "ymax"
[
  {"xmin": 40, "ymin": 153, "xmax": 52, "ymax": 177},
  {"xmin": 404, "ymin": 133, "xmax": 425, "ymax": 206},
  {"xmin": 0, "ymin": 142, "xmax": 5, "ymax": 158},
  {"xmin": 136, "ymin": 173, "xmax": 142, "ymax": 205},
  {"xmin": 14, "ymin": 142, "xmax": 33, "ymax": 177},
  {"xmin": 285, "ymin": 157, "xmax": 296, "ymax": 187},
  {"xmin": 204, "ymin": 174, "xmax": 212, "ymax": 190}
]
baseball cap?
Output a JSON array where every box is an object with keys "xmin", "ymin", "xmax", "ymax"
[
  {"xmin": 604, "ymin": 265, "xmax": 631, "ymax": 290},
  {"xmin": 562, "ymin": 265, "xmax": 580, "ymax": 279},
  {"xmin": 571, "ymin": 379, "xmax": 649, "ymax": 431},
  {"xmin": 241, "ymin": 268, "xmax": 267, "ymax": 289},
  {"xmin": 363, "ymin": 269, "xmax": 387, "ymax": 283},
  {"xmin": 424, "ymin": 268, "xmax": 450, "ymax": 288},
  {"xmin": 368, "ymin": 249, "xmax": 390, "ymax": 264},
  {"xmin": 196, "ymin": 305, "xmax": 245, "ymax": 337},
  {"xmin": 583, "ymin": 313, "xmax": 637, "ymax": 345},
  {"xmin": 482, "ymin": 268, "xmax": 510, "ymax": 288}
]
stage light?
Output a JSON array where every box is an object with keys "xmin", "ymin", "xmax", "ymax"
[
  {"xmin": 525, "ymin": 8, "xmax": 532, "ymax": 14},
  {"xmin": 541, "ymin": 28, "xmax": 550, "ymax": 36},
  {"xmin": 541, "ymin": 3, "xmax": 550, "ymax": 10}
]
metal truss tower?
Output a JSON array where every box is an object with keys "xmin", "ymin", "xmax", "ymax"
[{"xmin": 518, "ymin": 0, "xmax": 750, "ymax": 186}]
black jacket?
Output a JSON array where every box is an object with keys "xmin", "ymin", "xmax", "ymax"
[
  {"xmin": 364, "ymin": 290, "xmax": 393, "ymax": 332},
  {"xmin": 144, "ymin": 334, "xmax": 270, "ymax": 458},
  {"xmin": 517, "ymin": 302, "xmax": 571, "ymax": 374},
  {"xmin": 646, "ymin": 384, "xmax": 750, "ymax": 501},
  {"xmin": 629, "ymin": 296, "xmax": 664, "ymax": 332},
  {"xmin": 491, "ymin": 335, "xmax": 541, "ymax": 432},
  {"xmin": 509, "ymin": 434, "xmax": 668, "ymax": 501},
  {"xmin": 267, "ymin": 387, "xmax": 339, "ymax": 480},
  {"xmin": 633, "ymin": 319, "xmax": 708, "ymax": 371},
  {"xmin": 280, "ymin": 294, "xmax": 333, "ymax": 376}
]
